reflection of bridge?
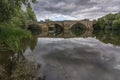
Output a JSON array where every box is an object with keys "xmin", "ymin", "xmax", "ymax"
[
  {"xmin": 37, "ymin": 20, "xmax": 94, "ymax": 37},
  {"xmin": 38, "ymin": 29, "xmax": 93, "ymax": 38}
]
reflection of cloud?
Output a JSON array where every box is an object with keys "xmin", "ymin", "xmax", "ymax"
[{"xmin": 32, "ymin": 0, "xmax": 120, "ymax": 21}]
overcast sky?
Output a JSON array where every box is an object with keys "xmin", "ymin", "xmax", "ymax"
[{"xmin": 32, "ymin": 0, "xmax": 120, "ymax": 21}]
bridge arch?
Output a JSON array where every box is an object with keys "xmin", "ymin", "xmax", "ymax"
[
  {"xmin": 48, "ymin": 23, "xmax": 64, "ymax": 36},
  {"xmin": 70, "ymin": 22, "xmax": 86, "ymax": 29},
  {"xmin": 70, "ymin": 22, "xmax": 86, "ymax": 36}
]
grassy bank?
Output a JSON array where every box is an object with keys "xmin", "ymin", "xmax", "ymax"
[{"xmin": 0, "ymin": 24, "xmax": 31, "ymax": 53}]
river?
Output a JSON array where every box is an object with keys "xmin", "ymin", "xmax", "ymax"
[{"xmin": 0, "ymin": 30, "xmax": 120, "ymax": 80}]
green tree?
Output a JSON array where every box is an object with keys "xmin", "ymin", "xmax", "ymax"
[
  {"xmin": 26, "ymin": 3, "xmax": 37, "ymax": 21},
  {"xmin": 0, "ymin": 0, "xmax": 37, "ymax": 23},
  {"xmin": 97, "ymin": 18, "xmax": 106, "ymax": 29},
  {"xmin": 112, "ymin": 20, "xmax": 120, "ymax": 30},
  {"xmin": 115, "ymin": 13, "xmax": 120, "ymax": 20},
  {"xmin": 95, "ymin": 12, "xmax": 120, "ymax": 30},
  {"xmin": 104, "ymin": 13, "xmax": 115, "ymax": 26},
  {"xmin": 0, "ymin": 0, "xmax": 37, "ymax": 53}
]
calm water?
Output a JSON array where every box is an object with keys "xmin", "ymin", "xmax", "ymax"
[{"xmin": 0, "ymin": 30, "xmax": 120, "ymax": 80}]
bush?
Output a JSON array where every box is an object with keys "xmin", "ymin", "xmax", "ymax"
[
  {"xmin": 27, "ymin": 24, "xmax": 42, "ymax": 35},
  {"xmin": 0, "ymin": 25, "xmax": 31, "ymax": 53},
  {"xmin": 112, "ymin": 20, "xmax": 120, "ymax": 30}
]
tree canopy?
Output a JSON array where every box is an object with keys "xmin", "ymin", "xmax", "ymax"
[
  {"xmin": 0, "ymin": 0, "xmax": 37, "ymax": 23},
  {"xmin": 94, "ymin": 12, "xmax": 120, "ymax": 30}
]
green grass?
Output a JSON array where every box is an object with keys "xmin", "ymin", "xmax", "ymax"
[{"xmin": 0, "ymin": 25, "xmax": 32, "ymax": 53}]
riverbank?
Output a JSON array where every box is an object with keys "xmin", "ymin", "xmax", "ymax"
[
  {"xmin": 0, "ymin": 23, "xmax": 31, "ymax": 53},
  {"xmin": 0, "ymin": 24, "xmax": 44, "ymax": 80}
]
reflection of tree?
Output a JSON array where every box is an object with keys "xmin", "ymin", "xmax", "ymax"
[
  {"xmin": 0, "ymin": 51, "xmax": 42, "ymax": 80},
  {"xmin": 0, "ymin": 37, "xmax": 42, "ymax": 80},
  {"xmin": 0, "ymin": 51, "xmax": 14, "ymax": 80},
  {"xmin": 11, "ymin": 52, "xmax": 41, "ymax": 80},
  {"xmin": 29, "ymin": 37, "xmax": 38, "ymax": 51},
  {"xmin": 93, "ymin": 30, "xmax": 120, "ymax": 46}
]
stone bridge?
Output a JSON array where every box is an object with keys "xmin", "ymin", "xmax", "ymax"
[
  {"xmin": 36, "ymin": 20, "xmax": 94, "ymax": 37},
  {"xmin": 37, "ymin": 20, "xmax": 94, "ymax": 31}
]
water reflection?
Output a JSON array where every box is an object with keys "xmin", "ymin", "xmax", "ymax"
[
  {"xmin": 1, "ymin": 27, "xmax": 120, "ymax": 80},
  {"xmin": 39, "ymin": 29, "xmax": 93, "ymax": 38},
  {"xmin": 26, "ymin": 37, "xmax": 120, "ymax": 80},
  {"xmin": 93, "ymin": 30, "xmax": 120, "ymax": 46},
  {"xmin": 0, "ymin": 37, "xmax": 43, "ymax": 80},
  {"xmin": 39, "ymin": 28, "xmax": 120, "ymax": 46}
]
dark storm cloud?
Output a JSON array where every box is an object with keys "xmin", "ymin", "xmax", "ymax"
[{"xmin": 32, "ymin": 0, "xmax": 120, "ymax": 20}]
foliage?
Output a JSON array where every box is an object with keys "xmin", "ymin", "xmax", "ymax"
[
  {"xmin": 0, "ymin": 0, "xmax": 37, "ymax": 23},
  {"xmin": 94, "ymin": 12, "xmax": 120, "ymax": 31},
  {"xmin": 112, "ymin": 19, "xmax": 120, "ymax": 30},
  {"xmin": 0, "ymin": 25, "xmax": 31, "ymax": 53},
  {"xmin": 93, "ymin": 30, "xmax": 120, "ymax": 46},
  {"xmin": 0, "ymin": 0, "xmax": 37, "ymax": 53},
  {"xmin": 27, "ymin": 24, "xmax": 42, "ymax": 35}
]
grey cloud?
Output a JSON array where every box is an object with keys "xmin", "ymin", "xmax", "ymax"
[
  {"xmin": 32, "ymin": 0, "xmax": 120, "ymax": 20},
  {"xmin": 33, "ymin": 0, "xmax": 97, "ymax": 14}
]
